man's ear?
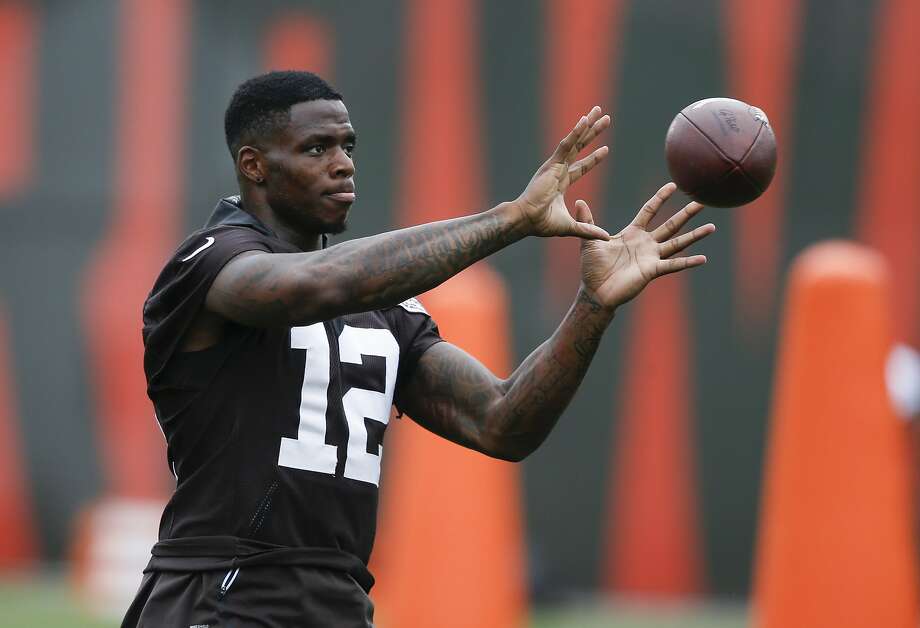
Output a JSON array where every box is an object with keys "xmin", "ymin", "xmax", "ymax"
[{"xmin": 237, "ymin": 145, "xmax": 265, "ymax": 184}]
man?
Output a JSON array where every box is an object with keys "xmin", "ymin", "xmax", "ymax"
[{"xmin": 123, "ymin": 71, "xmax": 714, "ymax": 627}]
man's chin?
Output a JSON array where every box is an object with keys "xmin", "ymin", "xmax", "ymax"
[{"xmin": 323, "ymin": 218, "xmax": 348, "ymax": 235}]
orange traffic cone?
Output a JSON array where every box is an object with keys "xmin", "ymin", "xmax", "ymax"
[
  {"xmin": 0, "ymin": 307, "xmax": 38, "ymax": 569},
  {"xmin": 371, "ymin": 264, "xmax": 527, "ymax": 628},
  {"xmin": 753, "ymin": 241, "xmax": 919, "ymax": 628},
  {"xmin": 602, "ymin": 276, "xmax": 705, "ymax": 597}
]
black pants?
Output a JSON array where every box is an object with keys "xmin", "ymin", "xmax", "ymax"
[{"xmin": 121, "ymin": 565, "xmax": 375, "ymax": 627}]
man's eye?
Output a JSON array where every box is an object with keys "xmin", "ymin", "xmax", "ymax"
[
  {"xmin": 344, "ymin": 144, "xmax": 355, "ymax": 156},
  {"xmin": 305, "ymin": 145, "xmax": 324, "ymax": 155}
]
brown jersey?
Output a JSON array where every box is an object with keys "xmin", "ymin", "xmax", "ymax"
[{"xmin": 141, "ymin": 197, "xmax": 442, "ymax": 590}]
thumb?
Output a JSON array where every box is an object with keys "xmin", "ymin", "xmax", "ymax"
[
  {"xmin": 571, "ymin": 222, "xmax": 611, "ymax": 240},
  {"xmin": 574, "ymin": 199, "xmax": 595, "ymax": 224},
  {"xmin": 570, "ymin": 199, "xmax": 609, "ymax": 241}
]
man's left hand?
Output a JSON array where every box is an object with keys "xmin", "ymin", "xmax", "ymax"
[{"xmin": 577, "ymin": 182, "xmax": 716, "ymax": 310}]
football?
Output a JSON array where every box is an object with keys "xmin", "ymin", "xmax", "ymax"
[{"xmin": 664, "ymin": 97, "xmax": 777, "ymax": 208}]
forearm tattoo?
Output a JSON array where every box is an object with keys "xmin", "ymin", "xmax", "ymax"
[
  {"xmin": 406, "ymin": 287, "xmax": 614, "ymax": 460},
  {"xmin": 211, "ymin": 204, "xmax": 530, "ymax": 328},
  {"xmin": 318, "ymin": 206, "xmax": 528, "ymax": 312},
  {"xmin": 494, "ymin": 288, "xmax": 612, "ymax": 455}
]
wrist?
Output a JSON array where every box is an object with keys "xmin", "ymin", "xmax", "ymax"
[
  {"xmin": 577, "ymin": 284, "xmax": 618, "ymax": 321},
  {"xmin": 496, "ymin": 200, "xmax": 536, "ymax": 238}
]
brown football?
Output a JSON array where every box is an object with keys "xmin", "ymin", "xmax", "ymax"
[{"xmin": 664, "ymin": 97, "xmax": 777, "ymax": 208}]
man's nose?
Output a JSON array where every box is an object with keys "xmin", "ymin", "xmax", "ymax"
[{"xmin": 331, "ymin": 148, "xmax": 355, "ymax": 178}]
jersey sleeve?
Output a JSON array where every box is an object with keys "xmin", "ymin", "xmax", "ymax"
[
  {"xmin": 142, "ymin": 226, "xmax": 272, "ymax": 384},
  {"xmin": 390, "ymin": 297, "xmax": 444, "ymax": 413}
]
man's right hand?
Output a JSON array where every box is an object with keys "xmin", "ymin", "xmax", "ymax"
[{"xmin": 514, "ymin": 106, "xmax": 612, "ymax": 241}]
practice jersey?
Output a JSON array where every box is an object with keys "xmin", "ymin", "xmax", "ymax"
[{"xmin": 141, "ymin": 197, "xmax": 443, "ymax": 590}]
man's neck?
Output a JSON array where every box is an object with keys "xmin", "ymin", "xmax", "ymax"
[{"xmin": 239, "ymin": 188, "xmax": 322, "ymax": 252}]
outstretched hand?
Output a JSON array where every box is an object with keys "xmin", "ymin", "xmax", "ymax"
[
  {"xmin": 578, "ymin": 183, "xmax": 716, "ymax": 309},
  {"xmin": 515, "ymin": 106, "xmax": 612, "ymax": 240}
]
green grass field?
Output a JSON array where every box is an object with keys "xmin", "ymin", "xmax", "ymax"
[{"xmin": 0, "ymin": 574, "xmax": 748, "ymax": 628}]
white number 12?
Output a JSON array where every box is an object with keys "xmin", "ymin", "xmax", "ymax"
[{"xmin": 277, "ymin": 323, "xmax": 399, "ymax": 486}]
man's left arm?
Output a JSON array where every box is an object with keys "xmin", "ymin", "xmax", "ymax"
[
  {"xmin": 398, "ymin": 182, "xmax": 716, "ymax": 461},
  {"xmin": 398, "ymin": 286, "xmax": 613, "ymax": 461}
]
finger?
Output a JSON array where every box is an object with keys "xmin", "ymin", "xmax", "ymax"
[
  {"xmin": 566, "ymin": 106, "xmax": 610, "ymax": 163},
  {"xmin": 631, "ymin": 182, "xmax": 677, "ymax": 228},
  {"xmin": 573, "ymin": 199, "xmax": 595, "ymax": 224},
  {"xmin": 655, "ymin": 254, "xmax": 707, "ymax": 277},
  {"xmin": 568, "ymin": 146, "xmax": 609, "ymax": 185},
  {"xmin": 550, "ymin": 115, "xmax": 589, "ymax": 164},
  {"xmin": 571, "ymin": 106, "xmax": 602, "ymax": 139},
  {"xmin": 585, "ymin": 105, "xmax": 603, "ymax": 126},
  {"xmin": 580, "ymin": 113, "xmax": 611, "ymax": 148},
  {"xmin": 568, "ymin": 218, "xmax": 611, "ymax": 241},
  {"xmin": 658, "ymin": 223, "xmax": 716, "ymax": 258},
  {"xmin": 651, "ymin": 201, "xmax": 705, "ymax": 242},
  {"xmin": 566, "ymin": 112, "xmax": 611, "ymax": 162}
]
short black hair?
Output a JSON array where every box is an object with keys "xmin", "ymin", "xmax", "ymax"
[{"xmin": 224, "ymin": 70, "xmax": 343, "ymax": 157}]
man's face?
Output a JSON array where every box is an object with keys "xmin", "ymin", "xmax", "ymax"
[{"xmin": 261, "ymin": 99, "xmax": 356, "ymax": 236}]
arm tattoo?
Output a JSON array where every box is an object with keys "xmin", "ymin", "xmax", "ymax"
[
  {"xmin": 405, "ymin": 287, "xmax": 615, "ymax": 461},
  {"xmin": 313, "ymin": 204, "xmax": 528, "ymax": 313},
  {"xmin": 496, "ymin": 288, "xmax": 612, "ymax": 452},
  {"xmin": 214, "ymin": 203, "xmax": 530, "ymax": 327}
]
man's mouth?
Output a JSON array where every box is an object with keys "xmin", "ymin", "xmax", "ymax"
[{"xmin": 325, "ymin": 192, "xmax": 356, "ymax": 203}]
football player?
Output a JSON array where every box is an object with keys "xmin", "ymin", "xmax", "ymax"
[{"xmin": 123, "ymin": 71, "xmax": 714, "ymax": 627}]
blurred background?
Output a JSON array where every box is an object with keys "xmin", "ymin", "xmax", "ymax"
[{"xmin": 0, "ymin": 0, "xmax": 918, "ymax": 626}]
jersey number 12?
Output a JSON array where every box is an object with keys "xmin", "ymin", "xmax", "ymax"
[{"xmin": 278, "ymin": 323, "xmax": 399, "ymax": 486}]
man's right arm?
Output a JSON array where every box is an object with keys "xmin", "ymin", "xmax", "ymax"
[
  {"xmin": 207, "ymin": 106, "xmax": 612, "ymax": 328},
  {"xmin": 207, "ymin": 202, "xmax": 529, "ymax": 327}
]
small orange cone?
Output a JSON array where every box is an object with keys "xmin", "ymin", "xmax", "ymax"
[
  {"xmin": 753, "ymin": 241, "xmax": 919, "ymax": 628},
  {"xmin": 371, "ymin": 264, "xmax": 527, "ymax": 628}
]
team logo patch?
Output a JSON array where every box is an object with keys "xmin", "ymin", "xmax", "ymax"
[{"xmin": 397, "ymin": 297, "xmax": 429, "ymax": 315}]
